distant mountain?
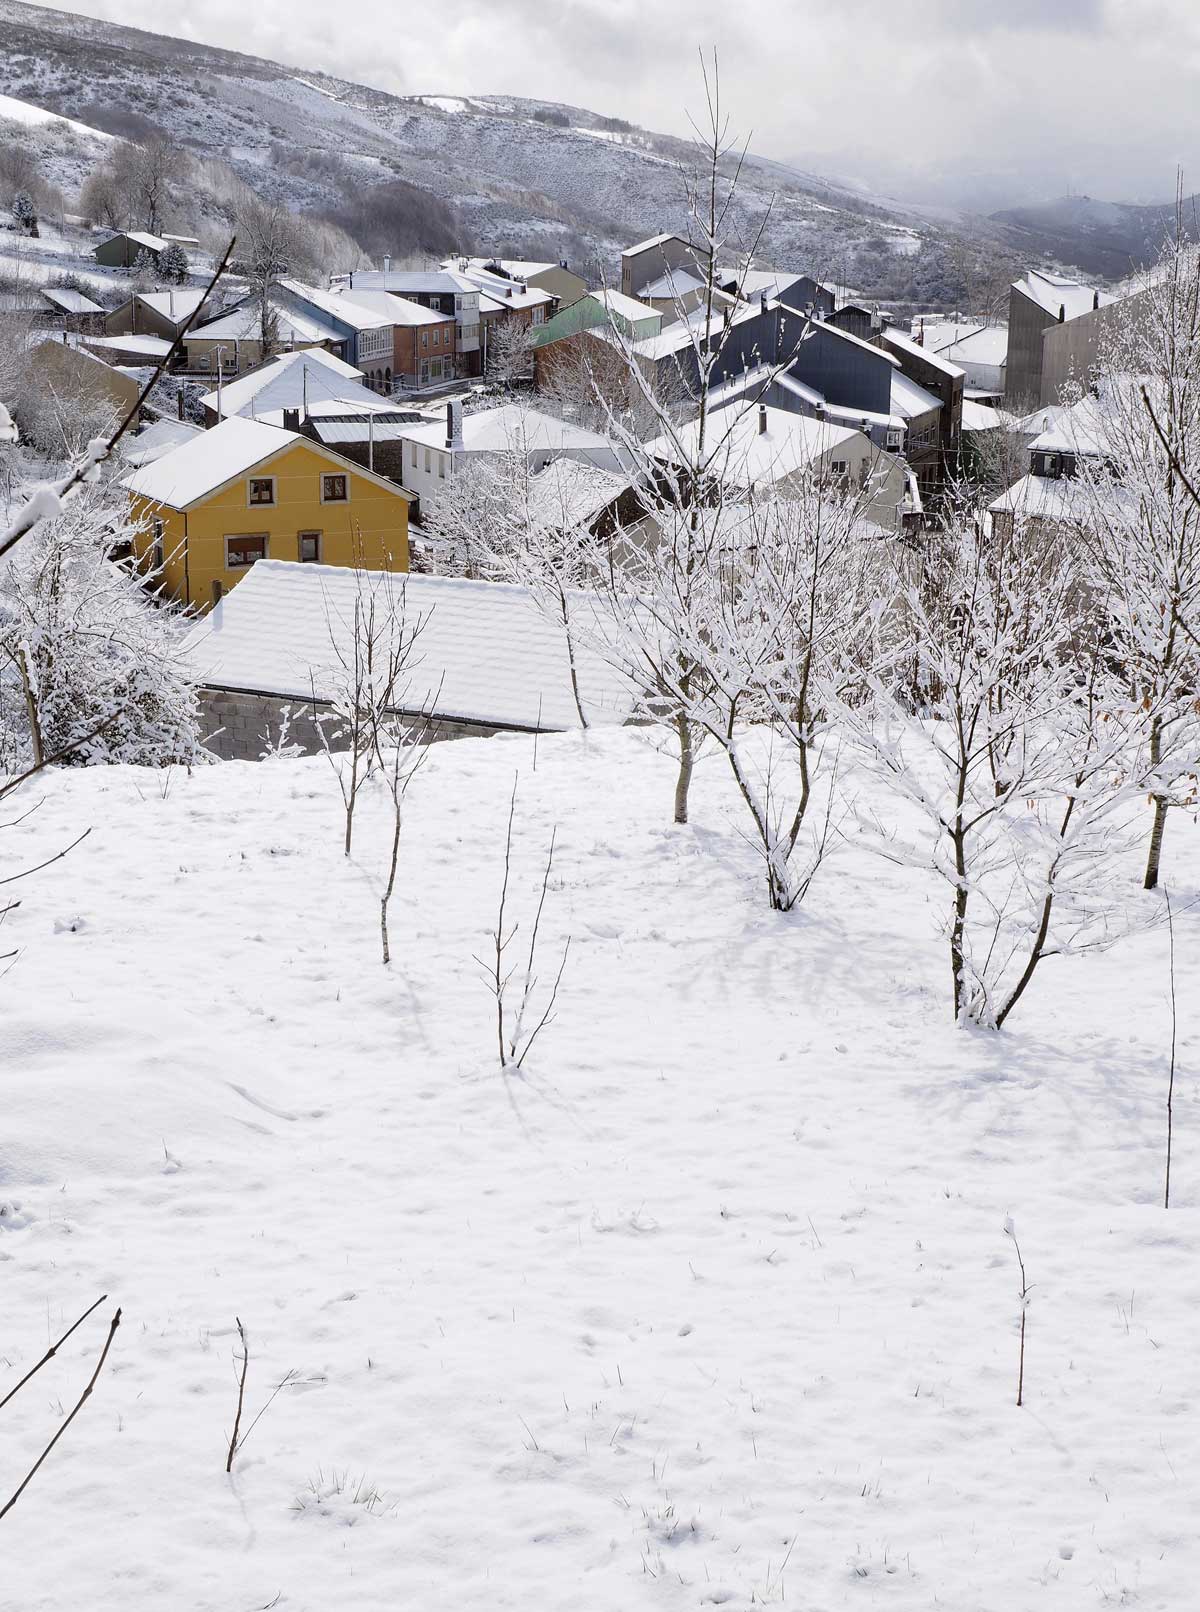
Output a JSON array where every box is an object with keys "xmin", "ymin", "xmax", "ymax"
[
  {"xmin": 0, "ymin": 0, "xmax": 1028, "ymax": 310},
  {"xmin": 989, "ymin": 194, "xmax": 1194, "ymax": 280}
]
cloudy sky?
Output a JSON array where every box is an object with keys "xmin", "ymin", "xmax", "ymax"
[{"xmin": 38, "ymin": 0, "xmax": 1200, "ymax": 207}]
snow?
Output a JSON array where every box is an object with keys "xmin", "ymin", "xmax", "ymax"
[
  {"xmin": 84, "ymin": 333, "xmax": 174, "ymax": 359},
  {"xmin": 199, "ymin": 350, "xmax": 375, "ymax": 422},
  {"xmin": 883, "ymin": 327, "xmax": 965, "ymax": 380},
  {"xmin": 421, "ymin": 95, "xmax": 469, "ymax": 114},
  {"xmin": 1, "ymin": 727, "xmax": 1199, "ymax": 1609},
  {"xmin": 120, "ymin": 416, "xmax": 299, "ymax": 510},
  {"xmin": 39, "ymin": 285, "xmax": 104, "ymax": 316},
  {"xmin": 399, "ymin": 402, "xmax": 613, "ymax": 457},
  {"xmin": 0, "ymin": 89, "xmax": 113, "ymax": 142},
  {"xmin": 120, "ymin": 417, "xmax": 205, "ymax": 469},
  {"xmin": 134, "ymin": 289, "xmax": 215, "ymax": 327},
  {"xmin": 648, "ymin": 401, "xmax": 859, "ymax": 485},
  {"xmin": 190, "ymin": 298, "xmax": 341, "ymax": 345},
  {"xmin": 890, "ymin": 370, "xmax": 942, "ymax": 419},
  {"xmin": 184, "ymin": 560, "xmax": 631, "ymax": 730},
  {"xmin": 1014, "ymin": 269, "xmax": 1114, "ymax": 322}
]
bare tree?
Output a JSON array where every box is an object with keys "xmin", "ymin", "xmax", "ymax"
[
  {"xmin": 842, "ymin": 518, "xmax": 1145, "ymax": 1028},
  {"xmin": 1075, "ymin": 239, "xmax": 1200, "ymax": 890}
]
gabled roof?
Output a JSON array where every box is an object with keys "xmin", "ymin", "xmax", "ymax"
[
  {"xmin": 121, "ymin": 416, "xmax": 302, "ymax": 509},
  {"xmin": 648, "ymin": 400, "xmax": 861, "ymax": 487},
  {"xmin": 137, "ymin": 288, "xmax": 211, "ymax": 325},
  {"xmin": 590, "ymin": 287, "xmax": 659, "ymax": 325},
  {"xmin": 397, "ymin": 402, "xmax": 612, "ymax": 456},
  {"xmin": 929, "ymin": 322, "xmax": 1009, "ymax": 366},
  {"xmin": 622, "ymin": 232, "xmax": 687, "ymax": 258},
  {"xmin": 637, "ymin": 268, "xmax": 706, "ymax": 300},
  {"xmin": 1013, "ymin": 268, "xmax": 1115, "ymax": 321},
  {"xmin": 777, "ymin": 305, "xmax": 900, "ymax": 365},
  {"xmin": 121, "ymin": 416, "xmax": 204, "ymax": 468},
  {"xmin": 199, "ymin": 348, "xmax": 373, "ymax": 420},
  {"xmin": 121, "ymin": 414, "xmax": 411, "ymax": 511},
  {"xmin": 190, "ymin": 298, "xmax": 342, "ymax": 345},
  {"xmin": 323, "ymin": 288, "xmax": 453, "ymax": 327},
  {"xmin": 882, "ymin": 327, "xmax": 965, "ymax": 380},
  {"xmin": 40, "ymin": 285, "xmax": 105, "ymax": 315},
  {"xmin": 523, "ymin": 458, "xmax": 631, "ymax": 531},
  {"xmin": 115, "ymin": 230, "xmax": 167, "ymax": 253},
  {"xmin": 890, "ymin": 371, "xmax": 942, "ymax": 419},
  {"xmin": 279, "ymin": 279, "xmax": 394, "ymax": 331},
  {"xmin": 182, "ymin": 561, "xmax": 632, "ymax": 731},
  {"xmin": 1027, "ymin": 391, "xmax": 1110, "ymax": 456}
]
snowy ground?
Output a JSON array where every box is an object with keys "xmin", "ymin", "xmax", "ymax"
[{"xmin": 2, "ymin": 729, "xmax": 1198, "ymax": 1610}]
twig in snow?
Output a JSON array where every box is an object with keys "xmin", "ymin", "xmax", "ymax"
[
  {"xmin": 226, "ymin": 1317, "xmax": 249, "ymax": 1472},
  {"xmin": 0, "ymin": 1305, "xmax": 121, "ymax": 1521},
  {"xmin": 0, "ymin": 1293, "xmax": 107, "ymax": 1412}
]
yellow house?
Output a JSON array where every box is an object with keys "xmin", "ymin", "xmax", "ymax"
[{"xmin": 121, "ymin": 415, "xmax": 411, "ymax": 610}]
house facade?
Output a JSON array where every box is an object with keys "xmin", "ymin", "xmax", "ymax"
[
  {"xmin": 123, "ymin": 416, "xmax": 411, "ymax": 610},
  {"xmin": 1005, "ymin": 270, "xmax": 1112, "ymax": 405}
]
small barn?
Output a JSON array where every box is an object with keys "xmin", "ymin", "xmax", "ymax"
[{"xmin": 93, "ymin": 230, "xmax": 170, "ymax": 269}]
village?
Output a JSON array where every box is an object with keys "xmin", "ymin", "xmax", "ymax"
[{"xmin": 3, "ymin": 17, "xmax": 1200, "ymax": 1610}]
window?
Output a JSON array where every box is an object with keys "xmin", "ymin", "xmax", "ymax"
[
  {"xmin": 298, "ymin": 531, "xmax": 321, "ymax": 563},
  {"xmin": 532, "ymin": 306, "xmax": 545, "ymax": 325},
  {"xmin": 198, "ymin": 354, "xmax": 211, "ymax": 370},
  {"xmin": 151, "ymin": 517, "xmax": 165, "ymax": 570},
  {"xmin": 421, "ymin": 331, "xmax": 428, "ymax": 349},
  {"xmin": 424, "ymin": 447, "xmax": 431, "ymax": 473},
  {"xmin": 411, "ymin": 442, "xmax": 417, "ymax": 468},
  {"xmin": 247, "ymin": 476, "xmax": 275, "ymax": 506},
  {"xmin": 830, "ymin": 459, "xmax": 850, "ymax": 479},
  {"xmin": 885, "ymin": 428, "xmax": 903, "ymax": 451},
  {"xmin": 225, "ymin": 534, "xmax": 268, "ymax": 568},
  {"xmin": 321, "ymin": 473, "xmax": 349, "ymax": 503},
  {"xmin": 438, "ymin": 451, "xmax": 446, "ymax": 479},
  {"xmin": 432, "ymin": 328, "xmax": 439, "ymax": 346}
]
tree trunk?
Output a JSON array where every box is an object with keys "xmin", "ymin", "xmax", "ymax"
[
  {"xmin": 1144, "ymin": 794, "xmax": 1169, "ymax": 890},
  {"xmin": 19, "ymin": 647, "xmax": 44, "ymax": 770},
  {"xmin": 673, "ymin": 713, "xmax": 694, "ymax": 825}
]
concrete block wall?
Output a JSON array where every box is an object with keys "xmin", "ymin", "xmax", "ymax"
[{"xmin": 198, "ymin": 687, "xmax": 510, "ymax": 761}]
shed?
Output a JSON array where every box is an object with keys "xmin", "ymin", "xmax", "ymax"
[{"xmin": 93, "ymin": 230, "xmax": 168, "ymax": 269}]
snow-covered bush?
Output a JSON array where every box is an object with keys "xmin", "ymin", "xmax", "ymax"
[
  {"xmin": 0, "ymin": 487, "xmax": 204, "ymax": 767},
  {"xmin": 10, "ymin": 189, "xmax": 38, "ymax": 238}
]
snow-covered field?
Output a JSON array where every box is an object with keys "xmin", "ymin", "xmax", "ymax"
[{"xmin": 2, "ymin": 729, "xmax": 1197, "ymax": 1609}]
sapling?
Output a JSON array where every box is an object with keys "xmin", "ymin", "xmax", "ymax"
[
  {"xmin": 1003, "ymin": 1218, "xmax": 1030, "ymax": 1408},
  {"xmin": 475, "ymin": 778, "xmax": 570, "ymax": 1070},
  {"xmin": 1164, "ymin": 891, "xmax": 1178, "ymax": 1209}
]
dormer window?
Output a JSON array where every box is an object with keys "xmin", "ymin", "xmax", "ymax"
[{"xmin": 247, "ymin": 476, "xmax": 275, "ymax": 506}]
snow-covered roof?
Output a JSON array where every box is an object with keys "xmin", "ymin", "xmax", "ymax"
[
  {"xmin": 121, "ymin": 417, "xmax": 301, "ymax": 509},
  {"xmin": 890, "ymin": 371, "xmax": 942, "ymax": 419},
  {"xmin": 883, "ymin": 327, "xmax": 965, "ymax": 379},
  {"xmin": 454, "ymin": 266, "xmax": 556, "ymax": 308},
  {"xmin": 279, "ymin": 280, "xmax": 394, "ymax": 331},
  {"xmin": 590, "ymin": 288, "xmax": 659, "ymax": 325},
  {"xmin": 637, "ymin": 268, "xmax": 706, "ymax": 300},
  {"xmin": 135, "ymin": 289, "xmax": 214, "ymax": 326},
  {"xmin": 961, "ymin": 399, "xmax": 1004, "ymax": 432},
  {"xmin": 199, "ymin": 349, "xmax": 375, "ymax": 420},
  {"xmin": 523, "ymin": 458, "xmax": 631, "ymax": 531},
  {"xmin": 468, "ymin": 257, "xmax": 559, "ymax": 278},
  {"xmin": 190, "ymin": 299, "xmax": 342, "ymax": 345},
  {"xmin": 116, "ymin": 230, "xmax": 168, "ymax": 254},
  {"xmin": 988, "ymin": 471, "xmax": 1094, "ymax": 519},
  {"xmin": 121, "ymin": 416, "xmax": 204, "ymax": 468},
  {"xmin": 633, "ymin": 299, "xmax": 767, "ymax": 363},
  {"xmin": 622, "ymin": 232, "xmax": 686, "ymax": 258},
  {"xmin": 649, "ymin": 401, "xmax": 861, "ymax": 487},
  {"xmin": 321, "ymin": 288, "xmax": 453, "ymax": 327},
  {"xmin": 182, "ymin": 561, "xmax": 633, "ymax": 731},
  {"xmin": 928, "ymin": 322, "xmax": 1009, "ymax": 366},
  {"xmin": 1013, "ymin": 269, "xmax": 1115, "ymax": 321},
  {"xmin": 84, "ymin": 333, "xmax": 173, "ymax": 359},
  {"xmin": 777, "ymin": 306, "xmax": 900, "ymax": 365},
  {"xmin": 40, "ymin": 285, "xmax": 104, "ymax": 315},
  {"xmin": 373, "ymin": 269, "xmax": 468, "ymax": 297},
  {"xmin": 1028, "ymin": 392, "xmax": 1110, "ymax": 456},
  {"xmin": 397, "ymin": 403, "xmax": 612, "ymax": 456}
]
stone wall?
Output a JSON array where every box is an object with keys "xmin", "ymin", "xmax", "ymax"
[{"xmin": 198, "ymin": 686, "xmax": 511, "ymax": 761}]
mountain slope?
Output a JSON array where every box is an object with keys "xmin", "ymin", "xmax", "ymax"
[
  {"xmin": 989, "ymin": 193, "xmax": 1193, "ymax": 279},
  {"xmin": 0, "ymin": 0, "xmax": 1014, "ymax": 304}
]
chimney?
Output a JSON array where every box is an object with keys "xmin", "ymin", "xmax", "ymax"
[
  {"xmin": 559, "ymin": 259, "xmax": 568, "ymax": 270},
  {"xmin": 506, "ymin": 285, "xmax": 512, "ymax": 298},
  {"xmin": 759, "ymin": 288, "xmax": 768, "ymax": 314},
  {"xmin": 445, "ymin": 399, "xmax": 463, "ymax": 449},
  {"xmin": 1093, "ymin": 289, "xmax": 1100, "ymax": 309},
  {"xmin": 758, "ymin": 404, "xmax": 767, "ymax": 435},
  {"xmin": 383, "ymin": 254, "xmax": 392, "ymax": 274},
  {"xmin": 1058, "ymin": 303, "xmax": 1066, "ymax": 322},
  {"xmin": 283, "ymin": 408, "xmax": 300, "ymax": 432},
  {"xmin": 349, "ymin": 271, "xmax": 354, "ymax": 289}
]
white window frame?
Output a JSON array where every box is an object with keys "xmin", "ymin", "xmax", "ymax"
[{"xmin": 298, "ymin": 530, "xmax": 322, "ymax": 563}]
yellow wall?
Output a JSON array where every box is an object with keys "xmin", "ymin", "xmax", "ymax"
[{"xmin": 131, "ymin": 439, "xmax": 409, "ymax": 610}]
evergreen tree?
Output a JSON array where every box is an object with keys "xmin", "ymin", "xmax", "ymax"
[
  {"xmin": 160, "ymin": 241, "xmax": 189, "ymax": 284},
  {"xmin": 11, "ymin": 190, "xmax": 38, "ymax": 238}
]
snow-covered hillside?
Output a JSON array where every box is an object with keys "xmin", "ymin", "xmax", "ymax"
[
  {"xmin": 0, "ymin": 0, "xmax": 1015, "ymax": 299},
  {"xmin": 2, "ymin": 728, "xmax": 1197, "ymax": 1609}
]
